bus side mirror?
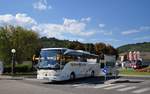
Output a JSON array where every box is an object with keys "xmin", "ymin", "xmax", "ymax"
[
  {"xmin": 56, "ymin": 54, "xmax": 63, "ymax": 62},
  {"xmin": 32, "ymin": 55, "xmax": 39, "ymax": 62},
  {"xmin": 56, "ymin": 54, "xmax": 60, "ymax": 61}
]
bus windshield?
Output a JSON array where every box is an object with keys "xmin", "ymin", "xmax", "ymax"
[
  {"xmin": 38, "ymin": 50, "xmax": 61, "ymax": 69},
  {"xmin": 37, "ymin": 48, "xmax": 98, "ymax": 69}
]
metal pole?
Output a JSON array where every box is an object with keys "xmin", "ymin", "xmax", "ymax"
[
  {"xmin": 11, "ymin": 49, "xmax": 16, "ymax": 76},
  {"xmin": 59, "ymin": 51, "xmax": 62, "ymax": 70},
  {"xmin": 104, "ymin": 61, "xmax": 107, "ymax": 81},
  {"xmin": 11, "ymin": 53, "xmax": 14, "ymax": 75}
]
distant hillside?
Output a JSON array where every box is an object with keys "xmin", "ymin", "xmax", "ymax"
[
  {"xmin": 117, "ymin": 42, "xmax": 150, "ymax": 53},
  {"xmin": 39, "ymin": 37, "xmax": 72, "ymax": 48},
  {"xmin": 38, "ymin": 37, "xmax": 118, "ymax": 55}
]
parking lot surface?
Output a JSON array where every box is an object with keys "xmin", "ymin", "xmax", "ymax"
[{"xmin": 0, "ymin": 77, "xmax": 150, "ymax": 94}]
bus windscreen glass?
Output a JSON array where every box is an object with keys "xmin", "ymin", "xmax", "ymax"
[{"xmin": 38, "ymin": 50, "xmax": 60, "ymax": 69}]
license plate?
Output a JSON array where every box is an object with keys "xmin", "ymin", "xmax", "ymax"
[{"xmin": 43, "ymin": 77, "xmax": 49, "ymax": 80}]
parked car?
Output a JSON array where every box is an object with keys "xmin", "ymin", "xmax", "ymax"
[
  {"xmin": 124, "ymin": 61, "xmax": 132, "ymax": 68},
  {"xmin": 132, "ymin": 60, "xmax": 148, "ymax": 69},
  {"xmin": 131, "ymin": 62, "xmax": 141, "ymax": 69}
]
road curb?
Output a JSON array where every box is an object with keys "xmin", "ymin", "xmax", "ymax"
[
  {"xmin": 119, "ymin": 74, "xmax": 150, "ymax": 78},
  {"xmin": 104, "ymin": 79, "xmax": 120, "ymax": 84},
  {"xmin": 0, "ymin": 75, "xmax": 24, "ymax": 80}
]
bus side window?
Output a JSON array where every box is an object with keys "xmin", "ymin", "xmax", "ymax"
[{"xmin": 101, "ymin": 63, "xmax": 104, "ymax": 68}]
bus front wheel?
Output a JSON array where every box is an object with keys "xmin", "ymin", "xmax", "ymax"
[{"xmin": 70, "ymin": 72, "xmax": 75, "ymax": 80}]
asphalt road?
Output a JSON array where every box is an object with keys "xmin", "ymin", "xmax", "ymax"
[{"xmin": 0, "ymin": 76, "xmax": 150, "ymax": 94}]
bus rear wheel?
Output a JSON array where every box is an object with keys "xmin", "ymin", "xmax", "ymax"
[{"xmin": 70, "ymin": 72, "xmax": 75, "ymax": 80}]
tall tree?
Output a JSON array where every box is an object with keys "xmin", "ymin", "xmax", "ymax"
[
  {"xmin": 0, "ymin": 26, "xmax": 12, "ymax": 64},
  {"xmin": 106, "ymin": 45, "xmax": 118, "ymax": 55},
  {"xmin": 0, "ymin": 25, "xmax": 39, "ymax": 64},
  {"xmin": 94, "ymin": 43, "xmax": 107, "ymax": 55},
  {"xmin": 68, "ymin": 41, "xmax": 85, "ymax": 50},
  {"xmin": 84, "ymin": 43, "xmax": 95, "ymax": 53}
]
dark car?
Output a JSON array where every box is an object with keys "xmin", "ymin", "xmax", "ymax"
[
  {"xmin": 124, "ymin": 60, "xmax": 148, "ymax": 69},
  {"xmin": 132, "ymin": 60, "xmax": 143, "ymax": 69},
  {"xmin": 124, "ymin": 61, "xmax": 132, "ymax": 68}
]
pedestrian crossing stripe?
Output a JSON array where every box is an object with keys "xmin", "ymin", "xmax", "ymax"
[
  {"xmin": 72, "ymin": 84, "xmax": 149, "ymax": 93},
  {"xmin": 94, "ymin": 84, "xmax": 115, "ymax": 89},
  {"xmin": 117, "ymin": 86, "xmax": 137, "ymax": 91},
  {"xmin": 72, "ymin": 84, "xmax": 95, "ymax": 88},
  {"xmin": 72, "ymin": 84, "xmax": 81, "ymax": 87},
  {"xmin": 132, "ymin": 88, "xmax": 150, "ymax": 93},
  {"xmin": 73, "ymin": 84, "xmax": 115, "ymax": 88},
  {"xmin": 104, "ymin": 85, "xmax": 126, "ymax": 90}
]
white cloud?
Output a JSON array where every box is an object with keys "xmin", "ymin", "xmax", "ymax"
[
  {"xmin": 33, "ymin": 0, "xmax": 52, "ymax": 11},
  {"xmin": 81, "ymin": 17, "xmax": 91, "ymax": 22},
  {"xmin": 32, "ymin": 18, "xmax": 95, "ymax": 38},
  {"xmin": 63, "ymin": 18, "xmax": 86, "ymax": 33},
  {"xmin": 121, "ymin": 26, "xmax": 150, "ymax": 35},
  {"xmin": 140, "ymin": 26, "xmax": 150, "ymax": 31},
  {"xmin": 98, "ymin": 24, "xmax": 113, "ymax": 35},
  {"xmin": 63, "ymin": 18, "xmax": 94, "ymax": 36},
  {"xmin": 105, "ymin": 38, "xmax": 121, "ymax": 42},
  {"xmin": 122, "ymin": 29, "xmax": 139, "ymax": 35},
  {"xmin": 0, "ymin": 13, "xmax": 37, "ymax": 28},
  {"xmin": 0, "ymin": 13, "xmax": 95, "ymax": 41},
  {"xmin": 99, "ymin": 24, "xmax": 105, "ymax": 28},
  {"xmin": 134, "ymin": 36, "xmax": 150, "ymax": 40},
  {"xmin": 99, "ymin": 30, "xmax": 112, "ymax": 35},
  {"xmin": 32, "ymin": 24, "xmax": 65, "ymax": 39}
]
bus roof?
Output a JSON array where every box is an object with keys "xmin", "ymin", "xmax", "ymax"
[
  {"xmin": 41, "ymin": 48, "xmax": 68, "ymax": 51},
  {"xmin": 41, "ymin": 48, "xmax": 98, "ymax": 57},
  {"xmin": 64, "ymin": 49, "xmax": 98, "ymax": 57}
]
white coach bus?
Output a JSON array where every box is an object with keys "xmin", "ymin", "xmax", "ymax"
[{"xmin": 36, "ymin": 48, "xmax": 100, "ymax": 82}]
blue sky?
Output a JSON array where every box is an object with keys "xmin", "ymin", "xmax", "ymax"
[{"xmin": 0, "ymin": 0, "xmax": 150, "ymax": 47}]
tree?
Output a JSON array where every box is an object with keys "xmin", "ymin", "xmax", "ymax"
[
  {"xmin": 68, "ymin": 41, "xmax": 85, "ymax": 50},
  {"xmin": 94, "ymin": 43, "xmax": 107, "ymax": 55},
  {"xmin": 84, "ymin": 43, "xmax": 95, "ymax": 54},
  {"xmin": 0, "ymin": 26, "xmax": 12, "ymax": 64},
  {"xmin": 0, "ymin": 25, "xmax": 39, "ymax": 64},
  {"xmin": 106, "ymin": 45, "xmax": 118, "ymax": 55},
  {"xmin": 94, "ymin": 43, "xmax": 118, "ymax": 56}
]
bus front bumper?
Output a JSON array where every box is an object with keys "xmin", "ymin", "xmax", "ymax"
[{"xmin": 37, "ymin": 75, "xmax": 61, "ymax": 82}]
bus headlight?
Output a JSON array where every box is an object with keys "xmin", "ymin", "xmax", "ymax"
[{"xmin": 37, "ymin": 71, "xmax": 40, "ymax": 75}]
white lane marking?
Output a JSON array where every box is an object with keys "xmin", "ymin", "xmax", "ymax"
[
  {"xmin": 75, "ymin": 85, "xmax": 94, "ymax": 88},
  {"xmin": 72, "ymin": 84, "xmax": 81, "ymax": 87},
  {"xmin": 94, "ymin": 84, "xmax": 115, "ymax": 89},
  {"xmin": 117, "ymin": 86, "xmax": 137, "ymax": 91},
  {"xmin": 72, "ymin": 84, "xmax": 95, "ymax": 88},
  {"xmin": 132, "ymin": 88, "xmax": 150, "ymax": 93},
  {"xmin": 104, "ymin": 85, "xmax": 126, "ymax": 90}
]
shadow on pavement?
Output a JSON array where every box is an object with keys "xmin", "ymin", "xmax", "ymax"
[
  {"xmin": 111, "ymin": 80, "xmax": 143, "ymax": 84},
  {"xmin": 43, "ymin": 76, "xmax": 120, "ymax": 85}
]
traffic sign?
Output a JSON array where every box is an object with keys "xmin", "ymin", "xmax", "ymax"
[{"xmin": 102, "ymin": 66, "xmax": 108, "ymax": 74}]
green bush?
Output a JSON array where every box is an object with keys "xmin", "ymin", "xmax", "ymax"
[{"xmin": 3, "ymin": 63, "xmax": 36, "ymax": 73}]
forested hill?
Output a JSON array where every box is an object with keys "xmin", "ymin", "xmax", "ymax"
[
  {"xmin": 39, "ymin": 37, "xmax": 118, "ymax": 55},
  {"xmin": 39, "ymin": 37, "xmax": 72, "ymax": 48},
  {"xmin": 117, "ymin": 42, "xmax": 150, "ymax": 53}
]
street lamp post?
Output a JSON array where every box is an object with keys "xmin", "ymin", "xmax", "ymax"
[{"xmin": 11, "ymin": 49, "xmax": 16, "ymax": 75}]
